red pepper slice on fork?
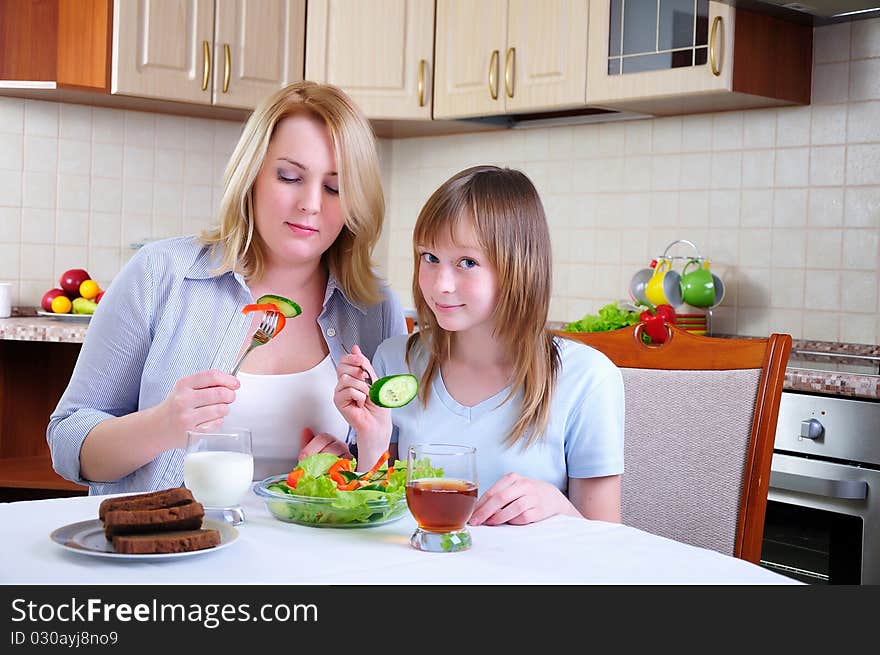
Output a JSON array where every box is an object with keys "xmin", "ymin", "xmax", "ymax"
[
  {"xmin": 242, "ymin": 303, "xmax": 287, "ymax": 336},
  {"xmin": 241, "ymin": 303, "xmax": 277, "ymax": 314}
]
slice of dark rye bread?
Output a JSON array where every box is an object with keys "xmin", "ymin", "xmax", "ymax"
[
  {"xmin": 103, "ymin": 499, "xmax": 206, "ymax": 537},
  {"xmin": 112, "ymin": 529, "xmax": 221, "ymax": 555},
  {"xmin": 98, "ymin": 487, "xmax": 195, "ymax": 521}
]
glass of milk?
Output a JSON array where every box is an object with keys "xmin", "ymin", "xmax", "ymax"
[{"xmin": 184, "ymin": 427, "xmax": 254, "ymax": 526}]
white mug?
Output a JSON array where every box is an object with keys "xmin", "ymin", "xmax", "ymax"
[{"xmin": 0, "ymin": 282, "xmax": 12, "ymax": 318}]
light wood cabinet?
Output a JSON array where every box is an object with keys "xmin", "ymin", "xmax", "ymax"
[
  {"xmin": 585, "ymin": 0, "xmax": 811, "ymax": 116},
  {"xmin": 306, "ymin": 0, "xmax": 434, "ymax": 120},
  {"xmin": 433, "ymin": 0, "xmax": 589, "ymax": 119},
  {"xmin": 113, "ymin": 0, "xmax": 306, "ymax": 110}
]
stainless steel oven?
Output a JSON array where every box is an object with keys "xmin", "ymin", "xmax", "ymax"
[{"xmin": 761, "ymin": 391, "xmax": 880, "ymax": 584}]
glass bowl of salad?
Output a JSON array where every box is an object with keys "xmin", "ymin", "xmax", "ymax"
[{"xmin": 252, "ymin": 453, "xmax": 410, "ymax": 528}]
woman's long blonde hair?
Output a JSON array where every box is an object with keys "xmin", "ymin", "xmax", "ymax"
[
  {"xmin": 201, "ymin": 81, "xmax": 385, "ymax": 305},
  {"xmin": 408, "ymin": 165, "xmax": 560, "ymax": 448}
]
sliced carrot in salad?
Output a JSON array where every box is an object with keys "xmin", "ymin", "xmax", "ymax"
[{"xmin": 286, "ymin": 468, "xmax": 304, "ymax": 488}]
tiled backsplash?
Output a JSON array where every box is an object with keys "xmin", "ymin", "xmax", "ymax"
[
  {"xmin": 384, "ymin": 20, "xmax": 880, "ymax": 344},
  {"xmin": 0, "ymin": 103, "xmax": 244, "ymax": 307},
  {"xmin": 0, "ymin": 21, "xmax": 878, "ymax": 344}
]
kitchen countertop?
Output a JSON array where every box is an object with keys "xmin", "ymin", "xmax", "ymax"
[
  {"xmin": 3, "ymin": 311, "xmax": 880, "ymax": 400},
  {"xmin": 784, "ymin": 340, "xmax": 880, "ymax": 401},
  {"xmin": 549, "ymin": 321, "xmax": 880, "ymax": 401},
  {"xmin": 0, "ymin": 312, "xmax": 87, "ymax": 343}
]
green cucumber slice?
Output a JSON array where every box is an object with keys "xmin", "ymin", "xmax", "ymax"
[
  {"xmin": 369, "ymin": 374, "xmax": 418, "ymax": 408},
  {"xmin": 256, "ymin": 294, "xmax": 302, "ymax": 318}
]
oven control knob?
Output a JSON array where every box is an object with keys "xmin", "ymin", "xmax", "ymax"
[{"xmin": 800, "ymin": 418, "xmax": 824, "ymax": 440}]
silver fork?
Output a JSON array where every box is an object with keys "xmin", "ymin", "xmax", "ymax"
[
  {"xmin": 230, "ymin": 311, "xmax": 280, "ymax": 376},
  {"xmin": 340, "ymin": 341, "xmax": 373, "ymax": 386}
]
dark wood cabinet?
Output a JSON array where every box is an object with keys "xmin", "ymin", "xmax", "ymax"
[{"xmin": 0, "ymin": 340, "xmax": 87, "ymax": 500}]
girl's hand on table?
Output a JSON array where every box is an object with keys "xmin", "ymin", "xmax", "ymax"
[{"xmin": 468, "ymin": 472, "xmax": 577, "ymax": 526}]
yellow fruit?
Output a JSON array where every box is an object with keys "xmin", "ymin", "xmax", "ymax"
[
  {"xmin": 79, "ymin": 279, "xmax": 100, "ymax": 300},
  {"xmin": 51, "ymin": 295, "xmax": 72, "ymax": 314}
]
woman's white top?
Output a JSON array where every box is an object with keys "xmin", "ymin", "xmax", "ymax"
[{"xmin": 222, "ymin": 355, "xmax": 349, "ymax": 481}]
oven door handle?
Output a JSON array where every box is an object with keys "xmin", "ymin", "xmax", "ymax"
[{"xmin": 770, "ymin": 471, "xmax": 867, "ymax": 500}]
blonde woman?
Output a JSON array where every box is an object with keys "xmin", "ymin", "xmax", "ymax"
[
  {"xmin": 335, "ymin": 166, "xmax": 624, "ymax": 524},
  {"xmin": 48, "ymin": 82, "xmax": 406, "ymax": 494}
]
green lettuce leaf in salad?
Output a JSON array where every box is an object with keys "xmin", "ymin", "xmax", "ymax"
[{"xmin": 263, "ymin": 452, "xmax": 442, "ymax": 526}]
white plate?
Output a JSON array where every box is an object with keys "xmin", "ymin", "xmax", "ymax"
[
  {"xmin": 36, "ymin": 310, "xmax": 91, "ymax": 322},
  {"xmin": 49, "ymin": 518, "xmax": 238, "ymax": 560}
]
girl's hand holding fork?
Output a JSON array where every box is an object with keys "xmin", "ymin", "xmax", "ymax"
[{"xmin": 333, "ymin": 345, "xmax": 392, "ymax": 470}]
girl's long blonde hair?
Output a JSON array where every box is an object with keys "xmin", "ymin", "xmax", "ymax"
[
  {"xmin": 408, "ymin": 165, "xmax": 560, "ymax": 448},
  {"xmin": 201, "ymin": 81, "xmax": 385, "ymax": 305}
]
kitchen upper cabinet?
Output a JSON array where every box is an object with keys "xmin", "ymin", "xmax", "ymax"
[
  {"xmin": 433, "ymin": 0, "xmax": 589, "ymax": 119},
  {"xmin": 0, "ymin": 0, "xmax": 110, "ymax": 91},
  {"xmin": 113, "ymin": 0, "xmax": 306, "ymax": 110},
  {"xmin": 305, "ymin": 0, "xmax": 434, "ymax": 120},
  {"xmin": 585, "ymin": 0, "xmax": 812, "ymax": 115}
]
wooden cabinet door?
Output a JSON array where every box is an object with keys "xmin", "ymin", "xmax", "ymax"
[
  {"xmin": 586, "ymin": 0, "xmax": 733, "ymax": 111},
  {"xmin": 433, "ymin": 0, "xmax": 507, "ymax": 119},
  {"xmin": 213, "ymin": 0, "xmax": 306, "ymax": 110},
  {"xmin": 113, "ymin": 0, "xmax": 214, "ymax": 104},
  {"xmin": 306, "ymin": 0, "xmax": 434, "ymax": 119},
  {"xmin": 505, "ymin": 0, "xmax": 588, "ymax": 113}
]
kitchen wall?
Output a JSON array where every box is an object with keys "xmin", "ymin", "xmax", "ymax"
[
  {"xmin": 384, "ymin": 20, "xmax": 880, "ymax": 344},
  {"xmin": 0, "ymin": 95, "xmax": 392, "ymax": 313},
  {"xmin": 0, "ymin": 103, "xmax": 243, "ymax": 306},
  {"xmin": 0, "ymin": 20, "xmax": 877, "ymax": 344}
]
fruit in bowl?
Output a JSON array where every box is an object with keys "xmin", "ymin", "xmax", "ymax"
[
  {"xmin": 72, "ymin": 297, "xmax": 98, "ymax": 315},
  {"xmin": 42, "ymin": 269, "xmax": 104, "ymax": 315},
  {"xmin": 41, "ymin": 288, "xmax": 67, "ymax": 312},
  {"xmin": 252, "ymin": 452, "xmax": 418, "ymax": 528},
  {"xmin": 59, "ymin": 269, "xmax": 91, "ymax": 296}
]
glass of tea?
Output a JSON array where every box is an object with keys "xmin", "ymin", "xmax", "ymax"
[{"xmin": 405, "ymin": 443, "xmax": 477, "ymax": 553}]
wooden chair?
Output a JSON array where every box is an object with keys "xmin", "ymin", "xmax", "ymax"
[{"xmin": 558, "ymin": 324, "xmax": 791, "ymax": 563}]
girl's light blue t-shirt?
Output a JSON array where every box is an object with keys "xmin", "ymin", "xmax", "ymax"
[{"xmin": 372, "ymin": 334, "xmax": 625, "ymax": 496}]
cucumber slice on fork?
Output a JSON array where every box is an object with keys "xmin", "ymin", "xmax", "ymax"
[
  {"xmin": 255, "ymin": 294, "xmax": 302, "ymax": 318},
  {"xmin": 369, "ymin": 374, "xmax": 418, "ymax": 408}
]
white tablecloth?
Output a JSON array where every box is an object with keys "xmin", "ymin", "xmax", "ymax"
[{"xmin": 1, "ymin": 493, "xmax": 798, "ymax": 585}]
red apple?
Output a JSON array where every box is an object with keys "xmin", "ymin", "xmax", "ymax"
[
  {"xmin": 41, "ymin": 288, "xmax": 67, "ymax": 312},
  {"xmin": 59, "ymin": 269, "xmax": 91, "ymax": 295},
  {"xmin": 95, "ymin": 290, "xmax": 105, "ymax": 304}
]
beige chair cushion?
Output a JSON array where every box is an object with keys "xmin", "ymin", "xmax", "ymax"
[{"xmin": 619, "ymin": 367, "xmax": 761, "ymax": 556}]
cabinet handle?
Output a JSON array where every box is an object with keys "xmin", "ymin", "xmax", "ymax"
[
  {"xmin": 223, "ymin": 43, "xmax": 231, "ymax": 93},
  {"xmin": 488, "ymin": 50, "xmax": 499, "ymax": 100},
  {"xmin": 505, "ymin": 47, "xmax": 515, "ymax": 98},
  {"xmin": 202, "ymin": 40, "xmax": 211, "ymax": 91},
  {"xmin": 418, "ymin": 59, "xmax": 427, "ymax": 106},
  {"xmin": 709, "ymin": 16, "xmax": 722, "ymax": 77}
]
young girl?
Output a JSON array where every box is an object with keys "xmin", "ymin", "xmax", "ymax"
[{"xmin": 335, "ymin": 165, "xmax": 624, "ymax": 525}]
